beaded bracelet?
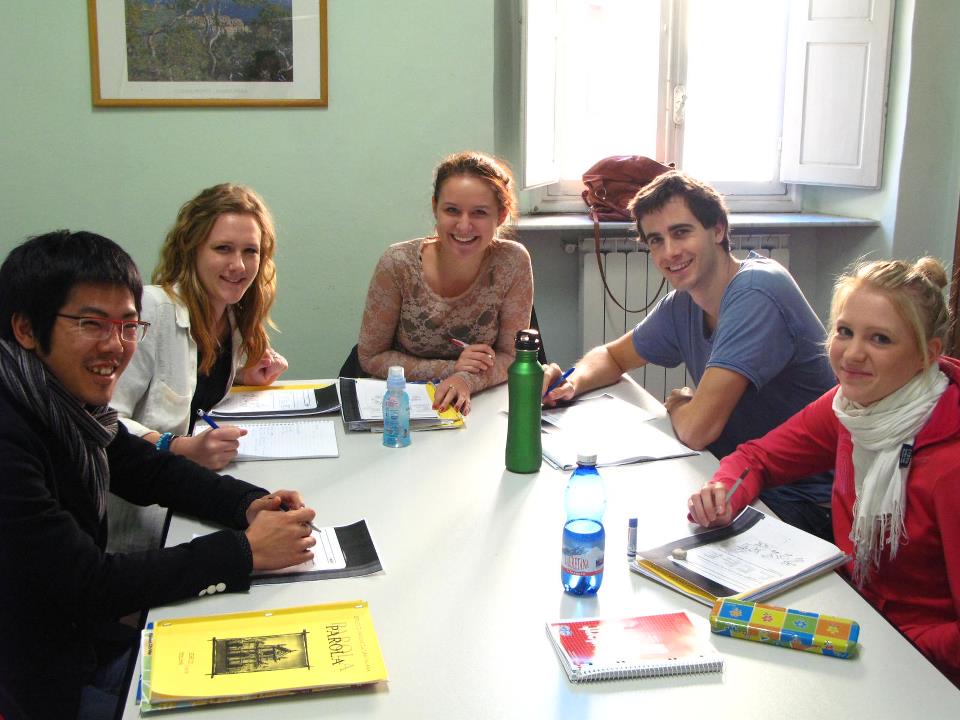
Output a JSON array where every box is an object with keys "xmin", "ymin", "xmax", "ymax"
[{"xmin": 155, "ymin": 432, "xmax": 175, "ymax": 451}]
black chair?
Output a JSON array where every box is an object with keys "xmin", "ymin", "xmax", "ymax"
[
  {"xmin": 339, "ymin": 306, "xmax": 546, "ymax": 378},
  {"xmin": 338, "ymin": 343, "xmax": 369, "ymax": 379},
  {"xmin": 530, "ymin": 305, "xmax": 548, "ymax": 364}
]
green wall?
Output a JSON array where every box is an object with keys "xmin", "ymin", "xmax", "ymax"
[
  {"xmin": 0, "ymin": 1, "xmax": 495, "ymax": 377},
  {"xmin": 2, "ymin": 1, "xmax": 959, "ymax": 376}
]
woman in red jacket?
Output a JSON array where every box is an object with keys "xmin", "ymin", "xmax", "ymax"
[{"xmin": 688, "ymin": 257, "xmax": 960, "ymax": 687}]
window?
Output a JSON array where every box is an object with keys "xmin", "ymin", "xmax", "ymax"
[{"xmin": 521, "ymin": 0, "xmax": 894, "ymax": 213}]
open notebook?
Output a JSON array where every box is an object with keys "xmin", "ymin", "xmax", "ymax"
[
  {"xmin": 194, "ymin": 417, "xmax": 338, "ymax": 460},
  {"xmin": 632, "ymin": 507, "xmax": 848, "ymax": 606}
]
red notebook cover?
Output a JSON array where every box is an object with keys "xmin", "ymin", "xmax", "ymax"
[{"xmin": 546, "ymin": 611, "xmax": 723, "ymax": 682}]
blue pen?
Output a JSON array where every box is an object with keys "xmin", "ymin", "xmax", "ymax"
[
  {"xmin": 197, "ymin": 409, "xmax": 220, "ymax": 430},
  {"xmin": 543, "ymin": 367, "xmax": 575, "ymax": 398}
]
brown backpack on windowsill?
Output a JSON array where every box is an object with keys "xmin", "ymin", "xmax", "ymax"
[{"xmin": 581, "ymin": 155, "xmax": 673, "ymax": 313}]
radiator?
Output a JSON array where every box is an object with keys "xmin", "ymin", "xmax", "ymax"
[{"xmin": 579, "ymin": 233, "xmax": 790, "ymax": 403}]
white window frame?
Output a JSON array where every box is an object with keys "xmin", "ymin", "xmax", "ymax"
[{"xmin": 520, "ymin": 0, "xmax": 893, "ymax": 214}]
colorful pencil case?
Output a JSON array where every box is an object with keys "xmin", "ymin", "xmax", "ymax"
[{"xmin": 709, "ymin": 598, "xmax": 859, "ymax": 659}]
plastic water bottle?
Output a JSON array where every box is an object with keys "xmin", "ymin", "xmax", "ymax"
[
  {"xmin": 505, "ymin": 329, "xmax": 543, "ymax": 473},
  {"xmin": 382, "ymin": 366, "xmax": 410, "ymax": 448},
  {"xmin": 561, "ymin": 453, "xmax": 606, "ymax": 595}
]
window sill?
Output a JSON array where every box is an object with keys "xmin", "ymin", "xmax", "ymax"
[{"xmin": 516, "ymin": 212, "xmax": 878, "ymax": 234}]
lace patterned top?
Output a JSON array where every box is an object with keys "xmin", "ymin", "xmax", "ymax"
[{"xmin": 358, "ymin": 237, "xmax": 534, "ymax": 393}]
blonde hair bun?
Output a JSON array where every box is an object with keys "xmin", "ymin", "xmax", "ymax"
[{"xmin": 912, "ymin": 256, "xmax": 948, "ymax": 291}]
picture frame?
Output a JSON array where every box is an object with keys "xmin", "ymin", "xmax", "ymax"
[{"xmin": 87, "ymin": 0, "xmax": 327, "ymax": 107}]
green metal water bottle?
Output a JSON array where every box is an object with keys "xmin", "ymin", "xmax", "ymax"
[{"xmin": 505, "ymin": 329, "xmax": 544, "ymax": 473}]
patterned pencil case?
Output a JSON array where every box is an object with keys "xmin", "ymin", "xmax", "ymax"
[{"xmin": 710, "ymin": 598, "xmax": 859, "ymax": 659}]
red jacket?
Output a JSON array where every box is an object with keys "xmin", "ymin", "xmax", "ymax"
[{"xmin": 715, "ymin": 357, "xmax": 960, "ymax": 687}]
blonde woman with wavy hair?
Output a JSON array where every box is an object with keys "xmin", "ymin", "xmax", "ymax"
[
  {"xmin": 111, "ymin": 183, "xmax": 288, "ymax": 552},
  {"xmin": 688, "ymin": 257, "xmax": 960, "ymax": 687}
]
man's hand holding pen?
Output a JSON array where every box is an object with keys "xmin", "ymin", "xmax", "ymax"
[
  {"xmin": 245, "ymin": 491, "xmax": 318, "ymax": 571},
  {"xmin": 541, "ymin": 363, "xmax": 577, "ymax": 406}
]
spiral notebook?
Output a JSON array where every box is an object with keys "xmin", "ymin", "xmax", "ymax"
[{"xmin": 546, "ymin": 611, "xmax": 723, "ymax": 682}]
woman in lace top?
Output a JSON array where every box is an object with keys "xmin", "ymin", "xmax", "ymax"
[{"xmin": 358, "ymin": 151, "xmax": 534, "ymax": 415}]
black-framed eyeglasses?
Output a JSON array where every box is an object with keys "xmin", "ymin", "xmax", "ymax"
[{"xmin": 56, "ymin": 314, "xmax": 150, "ymax": 343}]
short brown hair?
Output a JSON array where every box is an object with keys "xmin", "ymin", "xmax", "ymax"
[{"xmin": 628, "ymin": 170, "xmax": 730, "ymax": 251}]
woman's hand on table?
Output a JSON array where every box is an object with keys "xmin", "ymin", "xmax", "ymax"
[{"xmin": 434, "ymin": 375, "xmax": 471, "ymax": 415}]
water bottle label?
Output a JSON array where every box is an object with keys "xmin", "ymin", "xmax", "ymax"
[{"xmin": 561, "ymin": 542, "xmax": 604, "ymax": 577}]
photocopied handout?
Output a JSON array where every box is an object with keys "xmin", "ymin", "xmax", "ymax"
[
  {"xmin": 353, "ymin": 378, "xmax": 438, "ymax": 420},
  {"xmin": 214, "ymin": 388, "xmax": 321, "ymax": 414},
  {"xmin": 210, "ymin": 384, "xmax": 340, "ymax": 418},
  {"xmin": 669, "ymin": 517, "xmax": 843, "ymax": 594}
]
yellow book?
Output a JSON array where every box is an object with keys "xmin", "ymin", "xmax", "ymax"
[{"xmin": 141, "ymin": 601, "xmax": 387, "ymax": 712}]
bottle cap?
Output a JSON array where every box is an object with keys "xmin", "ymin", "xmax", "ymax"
[
  {"xmin": 387, "ymin": 365, "xmax": 405, "ymax": 387},
  {"xmin": 513, "ymin": 329, "xmax": 541, "ymax": 352},
  {"xmin": 576, "ymin": 452, "xmax": 598, "ymax": 466}
]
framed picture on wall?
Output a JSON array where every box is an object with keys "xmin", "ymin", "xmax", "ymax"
[{"xmin": 87, "ymin": 0, "xmax": 327, "ymax": 107}]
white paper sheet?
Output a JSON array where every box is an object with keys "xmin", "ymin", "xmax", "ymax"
[
  {"xmin": 195, "ymin": 418, "xmax": 338, "ymax": 460},
  {"xmin": 353, "ymin": 379, "xmax": 438, "ymax": 420}
]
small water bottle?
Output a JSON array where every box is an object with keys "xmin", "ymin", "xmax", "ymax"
[
  {"xmin": 382, "ymin": 366, "xmax": 410, "ymax": 448},
  {"xmin": 561, "ymin": 452, "xmax": 606, "ymax": 595},
  {"xmin": 505, "ymin": 329, "xmax": 543, "ymax": 473}
]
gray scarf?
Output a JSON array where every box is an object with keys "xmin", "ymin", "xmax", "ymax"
[{"xmin": 0, "ymin": 338, "xmax": 118, "ymax": 518}]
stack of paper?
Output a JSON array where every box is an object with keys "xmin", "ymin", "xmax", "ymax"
[{"xmin": 540, "ymin": 394, "xmax": 695, "ymax": 470}]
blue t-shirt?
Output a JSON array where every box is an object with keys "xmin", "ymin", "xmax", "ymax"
[{"xmin": 632, "ymin": 253, "xmax": 836, "ymax": 461}]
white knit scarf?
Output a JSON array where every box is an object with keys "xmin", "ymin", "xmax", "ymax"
[{"xmin": 832, "ymin": 363, "xmax": 947, "ymax": 585}]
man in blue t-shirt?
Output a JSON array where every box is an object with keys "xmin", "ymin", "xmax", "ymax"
[{"xmin": 544, "ymin": 171, "xmax": 837, "ymax": 539}]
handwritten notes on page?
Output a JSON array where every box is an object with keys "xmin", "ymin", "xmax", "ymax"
[{"xmin": 195, "ymin": 418, "xmax": 339, "ymax": 460}]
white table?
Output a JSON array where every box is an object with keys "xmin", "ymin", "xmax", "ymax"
[{"xmin": 122, "ymin": 377, "xmax": 958, "ymax": 718}]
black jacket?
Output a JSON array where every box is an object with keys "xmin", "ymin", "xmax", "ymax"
[{"xmin": 0, "ymin": 386, "xmax": 268, "ymax": 718}]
